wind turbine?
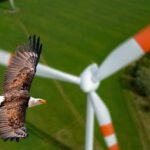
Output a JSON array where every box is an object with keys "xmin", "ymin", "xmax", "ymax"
[
  {"xmin": 9, "ymin": 0, "xmax": 16, "ymax": 10},
  {"xmin": 0, "ymin": 25, "xmax": 150, "ymax": 150}
]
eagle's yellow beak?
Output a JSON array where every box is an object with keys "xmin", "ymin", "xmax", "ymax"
[{"xmin": 39, "ymin": 99, "xmax": 47, "ymax": 104}]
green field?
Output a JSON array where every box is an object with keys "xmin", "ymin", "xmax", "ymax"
[{"xmin": 0, "ymin": 0, "xmax": 150, "ymax": 149}]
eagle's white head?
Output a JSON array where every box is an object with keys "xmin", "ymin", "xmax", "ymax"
[
  {"xmin": 0, "ymin": 96, "xmax": 47, "ymax": 108},
  {"xmin": 28, "ymin": 97, "xmax": 47, "ymax": 108}
]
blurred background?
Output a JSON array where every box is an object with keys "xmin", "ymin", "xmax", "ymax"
[{"xmin": 0, "ymin": 0, "xmax": 150, "ymax": 149}]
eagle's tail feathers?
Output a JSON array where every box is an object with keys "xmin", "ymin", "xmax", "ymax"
[{"xmin": 0, "ymin": 108, "xmax": 28, "ymax": 142}]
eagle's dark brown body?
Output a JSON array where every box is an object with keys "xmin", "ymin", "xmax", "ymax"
[{"xmin": 0, "ymin": 35, "xmax": 42, "ymax": 141}]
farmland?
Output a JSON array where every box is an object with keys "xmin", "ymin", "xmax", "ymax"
[{"xmin": 0, "ymin": 0, "xmax": 150, "ymax": 149}]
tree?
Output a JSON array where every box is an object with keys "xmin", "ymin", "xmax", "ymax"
[{"xmin": 121, "ymin": 53, "xmax": 150, "ymax": 111}]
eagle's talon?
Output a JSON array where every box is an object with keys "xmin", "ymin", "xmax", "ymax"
[
  {"xmin": 4, "ymin": 137, "xmax": 9, "ymax": 142},
  {"xmin": 15, "ymin": 129, "xmax": 27, "ymax": 137},
  {"xmin": 16, "ymin": 138, "xmax": 19, "ymax": 142},
  {"xmin": 21, "ymin": 127, "xmax": 27, "ymax": 132},
  {"xmin": 10, "ymin": 137, "xmax": 14, "ymax": 141}
]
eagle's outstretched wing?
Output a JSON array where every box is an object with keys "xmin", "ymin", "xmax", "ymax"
[
  {"xmin": 0, "ymin": 35, "xmax": 42, "ymax": 141},
  {"xmin": 3, "ymin": 35, "xmax": 42, "ymax": 93}
]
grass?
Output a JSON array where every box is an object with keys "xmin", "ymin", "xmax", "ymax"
[
  {"xmin": 0, "ymin": 0, "xmax": 150, "ymax": 149},
  {"xmin": 125, "ymin": 91, "xmax": 150, "ymax": 150}
]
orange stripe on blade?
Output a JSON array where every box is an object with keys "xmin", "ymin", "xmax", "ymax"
[
  {"xmin": 109, "ymin": 144, "xmax": 119, "ymax": 150},
  {"xmin": 134, "ymin": 26, "xmax": 150, "ymax": 53},
  {"xmin": 100, "ymin": 123, "xmax": 114, "ymax": 136}
]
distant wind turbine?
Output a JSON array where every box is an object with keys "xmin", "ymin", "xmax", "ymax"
[{"xmin": 9, "ymin": 0, "xmax": 16, "ymax": 10}]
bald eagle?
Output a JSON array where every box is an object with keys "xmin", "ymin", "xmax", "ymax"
[{"xmin": 0, "ymin": 35, "xmax": 46, "ymax": 142}]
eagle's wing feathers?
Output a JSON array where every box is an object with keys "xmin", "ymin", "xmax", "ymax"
[
  {"xmin": 0, "ymin": 35, "xmax": 42, "ymax": 142},
  {"xmin": 0, "ymin": 107, "xmax": 27, "ymax": 142},
  {"xmin": 3, "ymin": 35, "xmax": 42, "ymax": 92}
]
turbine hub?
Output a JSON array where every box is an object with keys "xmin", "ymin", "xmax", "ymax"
[{"xmin": 80, "ymin": 63, "xmax": 100, "ymax": 93}]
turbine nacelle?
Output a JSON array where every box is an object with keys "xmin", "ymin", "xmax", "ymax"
[{"xmin": 80, "ymin": 63, "xmax": 100, "ymax": 93}]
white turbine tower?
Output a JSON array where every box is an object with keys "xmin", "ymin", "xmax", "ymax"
[{"xmin": 0, "ymin": 25, "xmax": 150, "ymax": 150}]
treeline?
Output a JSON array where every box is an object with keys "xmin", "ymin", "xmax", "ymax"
[{"xmin": 121, "ymin": 53, "xmax": 150, "ymax": 112}]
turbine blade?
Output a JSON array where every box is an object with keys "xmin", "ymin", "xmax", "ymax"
[
  {"xmin": 93, "ymin": 25, "xmax": 150, "ymax": 82},
  {"xmin": 36, "ymin": 64, "xmax": 80, "ymax": 85},
  {"xmin": 0, "ymin": 49, "xmax": 12, "ymax": 66},
  {"xmin": 85, "ymin": 98, "xmax": 94, "ymax": 150},
  {"xmin": 0, "ymin": 49, "xmax": 80, "ymax": 85},
  {"xmin": 89, "ymin": 91, "xmax": 119, "ymax": 150}
]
